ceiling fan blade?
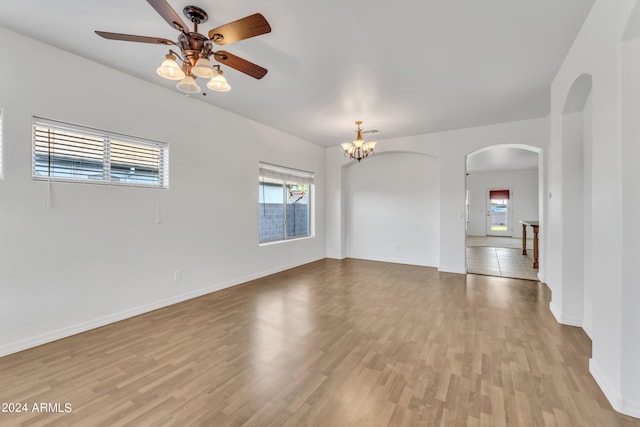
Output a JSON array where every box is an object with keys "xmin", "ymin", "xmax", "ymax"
[
  {"xmin": 95, "ymin": 31, "xmax": 175, "ymax": 45},
  {"xmin": 208, "ymin": 13, "xmax": 271, "ymax": 46},
  {"xmin": 146, "ymin": 0, "xmax": 189, "ymax": 32},
  {"xmin": 214, "ymin": 51, "xmax": 268, "ymax": 79}
]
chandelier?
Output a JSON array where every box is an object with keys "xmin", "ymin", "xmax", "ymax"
[{"xmin": 341, "ymin": 121, "xmax": 377, "ymax": 162}]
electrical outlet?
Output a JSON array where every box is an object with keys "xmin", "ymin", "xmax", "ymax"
[
  {"xmin": 394, "ymin": 243, "xmax": 400, "ymax": 251},
  {"xmin": 174, "ymin": 270, "xmax": 182, "ymax": 281}
]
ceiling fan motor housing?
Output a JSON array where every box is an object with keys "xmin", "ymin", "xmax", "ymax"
[{"xmin": 178, "ymin": 32, "xmax": 211, "ymax": 66}]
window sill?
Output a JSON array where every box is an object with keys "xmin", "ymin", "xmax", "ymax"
[{"xmin": 259, "ymin": 235, "xmax": 315, "ymax": 247}]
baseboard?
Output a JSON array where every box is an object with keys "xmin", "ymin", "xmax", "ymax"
[
  {"xmin": 440, "ymin": 264, "xmax": 467, "ymax": 274},
  {"xmin": 0, "ymin": 256, "xmax": 324, "ymax": 358},
  {"xmin": 589, "ymin": 359, "xmax": 624, "ymax": 411},
  {"xmin": 347, "ymin": 253, "xmax": 437, "ymax": 268},
  {"xmin": 548, "ymin": 301, "xmax": 582, "ymax": 327},
  {"xmin": 549, "ymin": 301, "xmax": 562, "ymax": 323},
  {"xmin": 622, "ymin": 398, "xmax": 640, "ymax": 419}
]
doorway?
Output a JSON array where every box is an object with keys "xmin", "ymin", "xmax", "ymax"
[
  {"xmin": 486, "ymin": 189, "xmax": 512, "ymax": 236},
  {"xmin": 465, "ymin": 145, "xmax": 542, "ymax": 281}
]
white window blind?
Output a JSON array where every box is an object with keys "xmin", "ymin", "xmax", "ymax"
[
  {"xmin": 32, "ymin": 117, "xmax": 169, "ymax": 188},
  {"xmin": 258, "ymin": 162, "xmax": 314, "ymax": 185}
]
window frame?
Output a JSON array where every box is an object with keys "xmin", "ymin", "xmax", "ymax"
[
  {"xmin": 259, "ymin": 162, "xmax": 314, "ymax": 244},
  {"xmin": 32, "ymin": 117, "xmax": 169, "ymax": 189}
]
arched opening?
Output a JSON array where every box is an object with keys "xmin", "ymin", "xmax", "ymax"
[
  {"xmin": 557, "ymin": 73, "xmax": 593, "ymax": 331},
  {"xmin": 465, "ymin": 144, "xmax": 542, "ymax": 280}
]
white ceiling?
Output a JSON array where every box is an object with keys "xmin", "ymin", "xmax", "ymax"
[{"xmin": 0, "ymin": 0, "xmax": 594, "ymax": 147}]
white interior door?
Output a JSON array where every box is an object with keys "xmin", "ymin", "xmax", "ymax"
[{"xmin": 486, "ymin": 189, "xmax": 512, "ymax": 236}]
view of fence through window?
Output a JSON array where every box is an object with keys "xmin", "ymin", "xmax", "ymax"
[{"xmin": 259, "ymin": 163, "xmax": 313, "ymax": 243}]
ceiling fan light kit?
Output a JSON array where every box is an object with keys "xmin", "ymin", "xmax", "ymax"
[
  {"xmin": 176, "ymin": 74, "xmax": 201, "ymax": 94},
  {"xmin": 156, "ymin": 52, "xmax": 185, "ymax": 80},
  {"xmin": 191, "ymin": 57, "xmax": 215, "ymax": 79},
  {"xmin": 207, "ymin": 68, "xmax": 231, "ymax": 92},
  {"xmin": 96, "ymin": 0, "xmax": 270, "ymax": 95},
  {"xmin": 342, "ymin": 121, "xmax": 377, "ymax": 162}
]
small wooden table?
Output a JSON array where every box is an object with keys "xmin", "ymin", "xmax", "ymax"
[{"xmin": 520, "ymin": 220, "xmax": 539, "ymax": 269}]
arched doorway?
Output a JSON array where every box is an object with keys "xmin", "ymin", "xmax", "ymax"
[{"xmin": 465, "ymin": 144, "xmax": 542, "ymax": 280}]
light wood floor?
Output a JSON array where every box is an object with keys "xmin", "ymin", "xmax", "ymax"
[{"xmin": 1, "ymin": 259, "xmax": 639, "ymax": 427}]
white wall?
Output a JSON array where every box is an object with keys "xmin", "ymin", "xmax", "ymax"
[
  {"xmin": 0, "ymin": 27, "xmax": 326, "ymax": 356},
  {"xmin": 465, "ymin": 169, "xmax": 538, "ymax": 238},
  {"xmin": 547, "ymin": 0, "xmax": 640, "ymax": 417},
  {"xmin": 621, "ymin": 22, "xmax": 640, "ymax": 416},
  {"xmin": 582, "ymin": 93, "xmax": 594, "ymax": 338},
  {"xmin": 345, "ymin": 152, "xmax": 439, "ymax": 267},
  {"xmin": 558, "ymin": 111, "xmax": 585, "ymax": 326},
  {"xmin": 327, "ymin": 117, "xmax": 548, "ymax": 275}
]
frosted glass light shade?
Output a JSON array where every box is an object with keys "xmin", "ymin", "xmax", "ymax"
[
  {"xmin": 156, "ymin": 54, "xmax": 185, "ymax": 80},
  {"xmin": 207, "ymin": 70, "xmax": 231, "ymax": 92},
  {"xmin": 341, "ymin": 142, "xmax": 352, "ymax": 152},
  {"xmin": 192, "ymin": 57, "xmax": 215, "ymax": 78},
  {"xmin": 176, "ymin": 75, "xmax": 201, "ymax": 94},
  {"xmin": 365, "ymin": 141, "xmax": 377, "ymax": 151},
  {"xmin": 353, "ymin": 138, "xmax": 364, "ymax": 149}
]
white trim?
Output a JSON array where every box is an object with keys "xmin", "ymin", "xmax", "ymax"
[
  {"xmin": 258, "ymin": 235, "xmax": 315, "ymax": 247},
  {"xmin": 589, "ymin": 359, "xmax": 625, "ymax": 413},
  {"xmin": 440, "ymin": 264, "xmax": 467, "ymax": 274},
  {"xmin": 0, "ymin": 256, "xmax": 323, "ymax": 358},
  {"xmin": 549, "ymin": 301, "xmax": 582, "ymax": 327},
  {"xmin": 621, "ymin": 397, "xmax": 640, "ymax": 419},
  {"xmin": 485, "ymin": 187, "xmax": 514, "ymax": 237},
  {"xmin": 346, "ymin": 253, "xmax": 437, "ymax": 268}
]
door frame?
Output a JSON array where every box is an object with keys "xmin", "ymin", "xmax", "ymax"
[{"xmin": 486, "ymin": 188, "xmax": 513, "ymax": 237}]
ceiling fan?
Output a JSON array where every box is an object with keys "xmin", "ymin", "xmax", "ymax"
[{"xmin": 95, "ymin": 0, "xmax": 271, "ymax": 94}]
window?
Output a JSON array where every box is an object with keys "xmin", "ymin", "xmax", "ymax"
[
  {"xmin": 259, "ymin": 162, "xmax": 314, "ymax": 243},
  {"xmin": 32, "ymin": 117, "xmax": 169, "ymax": 188}
]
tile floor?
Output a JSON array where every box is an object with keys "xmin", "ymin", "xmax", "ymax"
[{"xmin": 466, "ymin": 236, "xmax": 539, "ymax": 281}]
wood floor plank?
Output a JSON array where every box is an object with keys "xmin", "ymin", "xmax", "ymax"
[{"xmin": 1, "ymin": 259, "xmax": 639, "ymax": 426}]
